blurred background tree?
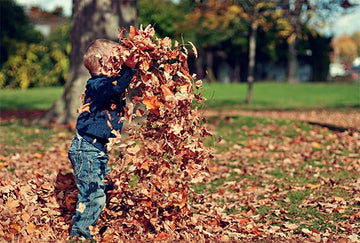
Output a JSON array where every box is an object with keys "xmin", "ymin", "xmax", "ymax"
[
  {"xmin": 0, "ymin": 0, "xmax": 69, "ymax": 89},
  {"xmin": 332, "ymin": 34, "xmax": 359, "ymax": 64},
  {"xmin": 0, "ymin": 0, "xmax": 43, "ymax": 65},
  {"xmin": 1, "ymin": 0, "xmax": 358, "ymax": 123},
  {"xmin": 138, "ymin": 0, "xmax": 188, "ymax": 38},
  {"xmin": 176, "ymin": 0, "xmax": 357, "ymax": 103},
  {"xmin": 35, "ymin": 0, "xmax": 138, "ymax": 125},
  {"xmin": 352, "ymin": 31, "xmax": 360, "ymax": 56},
  {"xmin": 276, "ymin": 0, "xmax": 358, "ymax": 83}
]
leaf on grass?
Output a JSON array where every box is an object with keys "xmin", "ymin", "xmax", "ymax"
[
  {"xmin": 283, "ymin": 222, "xmax": 299, "ymax": 230},
  {"xmin": 306, "ymin": 183, "xmax": 321, "ymax": 190},
  {"xmin": 156, "ymin": 232, "xmax": 173, "ymax": 240},
  {"xmin": 311, "ymin": 141, "xmax": 323, "ymax": 149}
]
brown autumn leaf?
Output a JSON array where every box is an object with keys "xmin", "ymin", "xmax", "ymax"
[
  {"xmin": 5, "ymin": 197, "xmax": 19, "ymax": 212},
  {"xmin": 160, "ymin": 84, "xmax": 175, "ymax": 99},
  {"xmin": 306, "ymin": 183, "xmax": 321, "ymax": 190},
  {"xmin": 142, "ymin": 96, "xmax": 163, "ymax": 113},
  {"xmin": 26, "ymin": 222, "xmax": 36, "ymax": 234}
]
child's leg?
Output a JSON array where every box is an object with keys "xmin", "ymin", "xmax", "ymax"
[{"xmin": 68, "ymin": 135, "xmax": 109, "ymax": 239}]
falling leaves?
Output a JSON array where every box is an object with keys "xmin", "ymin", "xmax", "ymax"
[
  {"xmin": 82, "ymin": 24, "xmax": 216, "ymax": 241},
  {"xmin": 141, "ymin": 96, "xmax": 163, "ymax": 113}
]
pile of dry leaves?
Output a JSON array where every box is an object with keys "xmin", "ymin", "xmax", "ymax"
[{"xmin": 94, "ymin": 25, "xmax": 215, "ymax": 241}]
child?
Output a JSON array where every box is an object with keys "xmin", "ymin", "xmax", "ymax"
[{"xmin": 67, "ymin": 39, "xmax": 136, "ymax": 240}]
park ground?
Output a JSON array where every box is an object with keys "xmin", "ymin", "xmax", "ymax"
[{"xmin": 0, "ymin": 83, "xmax": 359, "ymax": 241}]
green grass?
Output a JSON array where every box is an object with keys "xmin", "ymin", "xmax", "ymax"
[
  {"xmin": 0, "ymin": 120, "xmax": 72, "ymax": 155},
  {"xmin": 0, "ymin": 82, "xmax": 359, "ymax": 111},
  {"xmin": 0, "ymin": 87, "xmax": 63, "ymax": 110},
  {"xmin": 201, "ymin": 82, "xmax": 360, "ymax": 110}
]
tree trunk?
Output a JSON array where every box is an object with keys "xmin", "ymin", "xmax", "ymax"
[
  {"xmin": 231, "ymin": 61, "xmax": 241, "ymax": 83},
  {"xmin": 206, "ymin": 51, "xmax": 216, "ymax": 83},
  {"xmin": 247, "ymin": 20, "xmax": 258, "ymax": 104},
  {"xmin": 34, "ymin": 0, "xmax": 138, "ymax": 126},
  {"xmin": 195, "ymin": 51, "xmax": 206, "ymax": 80},
  {"xmin": 287, "ymin": 36, "xmax": 299, "ymax": 83}
]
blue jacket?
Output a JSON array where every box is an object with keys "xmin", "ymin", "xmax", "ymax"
[{"xmin": 76, "ymin": 68, "xmax": 136, "ymax": 151}]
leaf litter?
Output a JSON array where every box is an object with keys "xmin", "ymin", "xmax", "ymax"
[{"xmin": 0, "ymin": 26, "xmax": 359, "ymax": 242}]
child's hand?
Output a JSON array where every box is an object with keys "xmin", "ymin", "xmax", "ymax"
[{"xmin": 125, "ymin": 52, "xmax": 139, "ymax": 69}]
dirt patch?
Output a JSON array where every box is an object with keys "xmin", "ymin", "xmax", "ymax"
[{"xmin": 0, "ymin": 109, "xmax": 46, "ymax": 123}]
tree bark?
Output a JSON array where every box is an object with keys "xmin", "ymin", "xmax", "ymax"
[
  {"xmin": 247, "ymin": 20, "xmax": 258, "ymax": 104},
  {"xmin": 34, "ymin": 0, "xmax": 138, "ymax": 126},
  {"xmin": 287, "ymin": 36, "xmax": 298, "ymax": 83},
  {"xmin": 231, "ymin": 61, "xmax": 241, "ymax": 83},
  {"xmin": 206, "ymin": 51, "xmax": 216, "ymax": 83}
]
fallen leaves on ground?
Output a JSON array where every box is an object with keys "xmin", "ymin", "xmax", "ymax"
[
  {"xmin": 199, "ymin": 115, "xmax": 360, "ymax": 242},
  {"xmin": 1, "ymin": 114, "xmax": 359, "ymax": 242}
]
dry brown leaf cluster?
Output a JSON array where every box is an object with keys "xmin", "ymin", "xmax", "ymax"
[
  {"xmin": 0, "ymin": 140, "xmax": 76, "ymax": 242},
  {"xmin": 93, "ymin": 25, "xmax": 216, "ymax": 241}
]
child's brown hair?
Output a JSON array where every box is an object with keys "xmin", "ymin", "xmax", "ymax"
[{"xmin": 83, "ymin": 39, "xmax": 119, "ymax": 74}]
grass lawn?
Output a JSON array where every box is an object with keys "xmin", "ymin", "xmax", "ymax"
[
  {"xmin": 0, "ymin": 82, "xmax": 359, "ymax": 111},
  {"xmin": 201, "ymin": 82, "xmax": 360, "ymax": 110},
  {"xmin": 0, "ymin": 87, "xmax": 63, "ymax": 110}
]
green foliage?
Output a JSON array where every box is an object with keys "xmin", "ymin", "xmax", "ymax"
[
  {"xmin": 1, "ymin": 42, "xmax": 46, "ymax": 89},
  {"xmin": 138, "ymin": 0, "xmax": 189, "ymax": 39},
  {"xmin": 0, "ymin": 0, "xmax": 70, "ymax": 89},
  {"xmin": 178, "ymin": 0, "xmax": 248, "ymax": 49},
  {"xmin": 0, "ymin": 22, "xmax": 70, "ymax": 89},
  {"xmin": 0, "ymin": 0, "xmax": 43, "ymax": 65}
]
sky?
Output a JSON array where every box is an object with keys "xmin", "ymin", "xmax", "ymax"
[
  {"xmin": 327, "ymin": 1, "xmax": 360, "ymax": 36},
  {"xmin": 16, "ymin": 0, "xmax": 72, "ymax": 16},
  {"xmin": 15, "ymin": 0, "xmax": 360, "ymax": 36}
]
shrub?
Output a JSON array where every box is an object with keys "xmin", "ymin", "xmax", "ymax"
[{"xmin": 0, "ymin": 23, "xmax": 70, "ymax": 89}]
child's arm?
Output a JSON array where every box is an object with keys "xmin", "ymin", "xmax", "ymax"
[{"xmin": 86, "ymin": 68, "xmax": 136, "ymax": 102}]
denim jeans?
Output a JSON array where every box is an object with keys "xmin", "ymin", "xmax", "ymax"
[{"xmin": 68, "ymin": 133, "xmax": 110, "ymax": 239}]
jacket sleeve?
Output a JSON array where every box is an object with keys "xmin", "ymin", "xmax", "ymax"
[
  {"xmin": 113, "ymin": 68, "xmax": 137, "ymax": 94},
  {"xmin": 86, "ymin": 68, "xmax": 137, "ymax": 102}
]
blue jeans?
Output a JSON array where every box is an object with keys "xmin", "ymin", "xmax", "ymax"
[{"xmin": 68, "ymin": 133, "xmax": 110, "ymax": 239}]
